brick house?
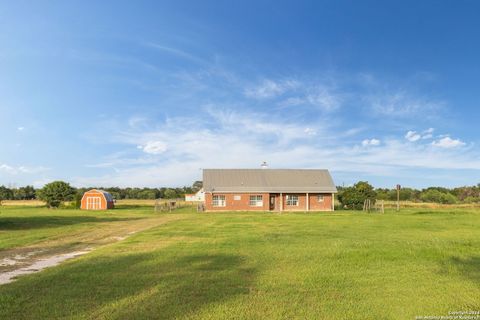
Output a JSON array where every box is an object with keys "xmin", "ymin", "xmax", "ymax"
[{"xmin": 203, "ymin": 169, "xmax": 337, "ymax": 212}]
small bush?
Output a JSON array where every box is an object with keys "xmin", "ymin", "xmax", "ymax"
[
  {"xmin": 420, "ymin": 189, "xmax": 457, "ymax": 204},
  {"xmin": 338, "ymin": 181, "xmax": 376, "ymax": 210}
]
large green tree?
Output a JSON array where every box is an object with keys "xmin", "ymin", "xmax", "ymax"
[
  {"xmin": 192, "ymin": 180, "xmax": 203, "ymax": 192},
  {"xmin": 338, "ymin": 181, "xmax": 377, "ymax": 210},
  {"xmin": 37, "ymin": 181, "xmax": 75, "ymax": 208}
]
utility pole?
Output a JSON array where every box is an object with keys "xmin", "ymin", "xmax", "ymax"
[{"xmin": 396, "ymin": 184, "xmax": 401, "ymax": 212}]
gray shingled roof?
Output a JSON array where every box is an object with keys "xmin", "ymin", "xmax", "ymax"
[{"xmin": 203, "ymin": 169, "xmax": 337, "ymax": 193}]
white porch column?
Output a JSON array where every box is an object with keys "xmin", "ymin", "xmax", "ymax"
[
  {"xmin": 306, "ymin": 193, "xmax": 309, "ymax": 211},
  {"xmin": 280, "ymin": 193, "xmax": 283, "ymax": 212},
  {"xmin": 332, "ymin": 193, "xmax": 334, "ymax": 211}
]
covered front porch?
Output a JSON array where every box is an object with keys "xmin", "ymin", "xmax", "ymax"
[{"xmin": 268, "ymin": 193, "xmax": 335, "ymax": 212}]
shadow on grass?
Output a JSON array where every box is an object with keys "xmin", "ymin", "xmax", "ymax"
[
  {"xmin": 0, "ymin": 216, "xmax": 143, "ymax": 230},
  {"xmin": 445, "ymin": 256, "xmax": 480, "ymax": 284},
  {"xmin": 412, "ymin": 210, "xmax": 470, "ymax": 215},
  {"xmin": 0, "ymin": 252, "xmax": 255, "ymax": 319},
  {"xmin": 114, "ymin": 205, "xmax": 153, "ymax": 210}
]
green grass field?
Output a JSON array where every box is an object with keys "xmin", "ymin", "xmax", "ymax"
[{"xmin": 0, "ymin": 206, "xmax": 479, "ymax": 319}]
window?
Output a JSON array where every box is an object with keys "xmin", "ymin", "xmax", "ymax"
[
  {"xmin": 286, "ymin": 194, "xmax": 299, "ymax": 206},
  {"xmin": 317, "ymin": 195, "xmax": 325, "ymax": 202},
  {"xmin": 234, "ymin": 195, "xmax": 241, "ymax": 201},
  {"xmin": 212, "ymin": 195, "xmax": 226, "ymax": 207},
  {"xmin": 249, "ymin": 195, "xmax": 263, "ymax": 207}
]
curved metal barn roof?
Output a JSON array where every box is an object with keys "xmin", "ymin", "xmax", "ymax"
[{"xmin": 86, "ymin": 189, "xmax": 114, "ymax": 202}]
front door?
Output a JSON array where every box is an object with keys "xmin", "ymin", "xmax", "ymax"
[{"xmin": 269, "ymin": 195, "xmax": 276, "ymax": 211}]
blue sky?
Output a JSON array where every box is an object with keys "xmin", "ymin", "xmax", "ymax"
[{"xmin": 1, "ymin": 0, "xmax": 480, "ymax": 188}]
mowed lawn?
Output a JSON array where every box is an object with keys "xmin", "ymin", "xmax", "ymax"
[{"xmin": 1, "ymin": 207, "xmax": 480, "ymax": 319}]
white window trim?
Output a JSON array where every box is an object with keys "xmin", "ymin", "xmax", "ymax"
[
  {"xmin": 286, "ymin": 194, "xmax": 299, "ymax": 206},
  {"xmin": 249, "ymin": 195, "xmax": 263, "ymax": 207},
  {"xmin": 317, "ymin": 195, "xmax": 325, "ymax": 202},
  {"xmin": 212, "ymin": 195, "xmax": 226, "ymax": 207}
]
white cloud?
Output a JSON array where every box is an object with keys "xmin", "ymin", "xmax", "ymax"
[
  {"xmin": 0, "ymin": 164, "xmax": 49, "ymax": 175},
  {"xmin": 17, "ymin": 126, "xmax": 25, "ymax": 131},
  {"xmin": 405, "ymin": 128, "xmax": 436, "ymax": 142},
  {"xmin": 405, "ymin": 131, "xmax": 421, "ymax": 142},
  {"xmin": 431, "ymin": 137, "xmax": 466, "ymax": 149},
  {"xmin": 0, "ymin": 164, "xmax": 15, "ymax": 174},
  {"xmin": 304, "ymin": 128, "xmax": 317, "ymax": 136},
  {"xmin": 244, "ymin": 79, "xmax": 299, "ymax": 99},
  {"xmin": 72, "ymin": 111, "xmax": 480, "ymax": 187},
  {"xmin": 361, "ymin": 138, "xmax": 381, "ymax": 147},
  {"xmin": 138, "ymin": 141, "xmax": 168, "ymax": 154},
  {"xmin": 69, "ymin": 70, "xmax": 478, "ymax": 187}
]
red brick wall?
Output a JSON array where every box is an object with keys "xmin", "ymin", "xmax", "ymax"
[
  {"xmin": 281, "ymin": 193, "xmax": 306, "ymax": 211},
  {"xmin": 204, "ymin": 192, "xmax": 334, "ymax": 211},
  {"xmin": 205, "ymin": 193, "xmax": 269, "ymax": 211},
  {"xmin": 308, "ymin": 193, "xmax": 333, "ymax": 211},
  {"xmin": 278, "ymin": 193, "xmax": 333, "ymax": 211}
]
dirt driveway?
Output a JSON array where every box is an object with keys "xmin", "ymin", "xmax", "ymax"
[{"xmin": 0, "ymin": 214, "xmax": 184, "ymax": 285}]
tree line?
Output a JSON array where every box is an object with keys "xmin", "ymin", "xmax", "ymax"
[
  {"xmin": 0, "ymin": 182, "xmax": 203, "ymax": 201},
  {"xmin": 0, "ymin": 181, "xmax": 204, "ymax": 208},
  {"xmin": 337, "ymin": 182, "xmax": 480, "ymax": 210},
  {"xmin": 1, "ymin": 180, "xmax": 479, "ymax": 209}
]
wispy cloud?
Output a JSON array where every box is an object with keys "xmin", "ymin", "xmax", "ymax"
[
  {"xmin": 405, "ymin": 128, "xmax": 436, "ymax": 142},
  {"xmin": 279, "ymin": 86, "xmax": 342, "ymax": 111},
  {"xmin": 361, "ymin": 138, "xmax": 381, "ymax": 147},
  {"xmin": 244, "ymin": 78, "xmax": 343, "ymax": 112},
  {"xmin": 364, "ymin": 90, "xmax": 444, "ymax": 119},
  {"xmin": 305, "ymin": 87, "xmax": 342, "ymax": 111},
  {"xmin": 76, "ymin": 105, "xmax": 478, "ymax": 187},
  {"xmin": 422, "ymin": 128, "xmax": 434, "ymax": 139},
  {"xmin": 0, "ymin": 164, "xmax": 49, "ymax": 175},
  {"xmin": 59, "ymin": 68, "xmax": 478, "ymax": 187},
  {"xmin": 137, "ymin": 141, "xmax": 168, "ymax": 155},
  {"xmin": 405, "ymin": 130, "xmax": 421, "ymax": 142},
  {"xmin": 84, "ymin": 162, "xmax": 115, "ymax": 168},
  {"xmin": 144, "ymin": 42, "xmax": 208, "ymax": 65},
  {"xmin": 244, "ymin": 79, "xmax": 299, "ymax": 99}
]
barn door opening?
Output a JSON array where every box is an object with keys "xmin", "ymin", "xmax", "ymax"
[{"xmin": 87, "ymin": 196, "xmax": 101, "ymax": 210}]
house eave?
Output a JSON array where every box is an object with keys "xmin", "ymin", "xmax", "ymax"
[{"xmin": 205, "ymin": 189, "xmax": 338, "ymax": 193}]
